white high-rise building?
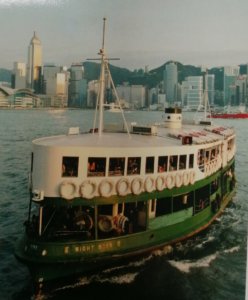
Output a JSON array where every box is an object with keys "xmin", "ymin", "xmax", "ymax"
[
  {"xmin": 12, "ymin": 62, "xmax": 26, "ymax": 89},
  {"xmin": 186, "ymin": 76, "xmax": 203, "ymax": 110},
  {"xmin": 43, "ymin": 64, "xmax": 69, "ymax": 107},
  {"xmin": 26, "ymin": 31, "xmax": 42, "ymax": 92}
]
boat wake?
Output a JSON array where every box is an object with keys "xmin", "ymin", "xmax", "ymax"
[{"xmin": 168, "ymin": 252, "xmax": 219, "ymax": 273}]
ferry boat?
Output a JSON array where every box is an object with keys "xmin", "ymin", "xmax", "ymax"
[
  {"xmin": 209, "ymin": 104, "xmax": 248, "ymax": 119},
  {"xmin": 15, "ymin": 19, "xmax": 237, "ymax": 283}
]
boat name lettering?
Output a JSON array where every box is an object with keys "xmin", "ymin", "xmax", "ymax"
[
  {"xmin": 74, "ymin": 240, "xmax": 121, "ymax": 253},
  {"xmin": 75, "ymin": 244, "xmax": 95, "ymax": 253}
]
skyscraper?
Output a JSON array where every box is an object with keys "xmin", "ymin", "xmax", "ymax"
[
  {"xmin": 26, "ymin": 31, "xmax": 42, "ymax": 93},
  {"xmin": 223, "ymin": 66, "xmax": 239, "ymax": 106},
  {"xmin": 205, "ymin": 74, "xmax": 215, "ymax": 105},
  {"xmin": 12, "ymin": 62, "xmax": 26, "ymax": 89},
  {"xmin": 68, "ymin": 63, "xmax": 87, "ymax": 107},
  {"xmin": 164, "ymin": 62, "xmax": 178, "ymax": 105},
  {"xmin": 186, "ymin": 76, "xmax": 203, "ymax": 110}
]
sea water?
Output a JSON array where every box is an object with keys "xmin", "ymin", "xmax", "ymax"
[{"xmin": 0, "ymin": 109, "xmax": 246, "ymax": 300}]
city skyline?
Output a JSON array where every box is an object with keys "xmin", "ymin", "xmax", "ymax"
[{"xmin": 1, "ymin": 0, "xmax": 248, "ymax": 71}]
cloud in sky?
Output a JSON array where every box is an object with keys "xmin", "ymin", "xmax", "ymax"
[{"xmin": 1, "ymin": 0, "xmax": 248, "ymax": 70}]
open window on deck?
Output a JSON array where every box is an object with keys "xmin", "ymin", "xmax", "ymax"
[
  {"xmin": 158, "ymin": 156, "xmax": 168, "ymax": 173},
  {"xmin": 108, "ymin": 157, "xmax": 125, "ymax": 176},
  {"xmin": 127, "ymin": 157, "xmax": 141, "ymax": 175},
  {"xmin": 62, "ymin": 156, "xmax": 79, "ymax": 177},
  {"xmin": 88, "ymin": 157, "xmax": 106, "ymax": 177},
  {"xmin": 146, "ymin": 156, "xmax": 155, "ymax": 174}
]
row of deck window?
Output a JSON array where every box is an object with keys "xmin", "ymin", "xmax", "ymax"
[{"xmin": 62, "ymin": 154, "xmax": 195, "ymax": 178}]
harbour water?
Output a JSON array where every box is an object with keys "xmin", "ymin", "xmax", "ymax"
[{"xmin": 0, "ymin": 109, "xmax": 247, "ymax": 300}]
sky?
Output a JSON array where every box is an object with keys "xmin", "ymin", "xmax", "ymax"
[{"xmin": 1, "ymin": 0, "xmax": 248, "ymax": 71}]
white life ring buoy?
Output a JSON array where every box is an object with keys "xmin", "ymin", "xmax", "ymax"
[
  {"xmin": 80, "ymin": 180, "xmax": 97, "ymax": 199},
  {"xmin": 189, "ymin": 170, "xmax": 196, "ymax": 184},
  {"xmin": 156, "ymin": 175, "xmax": 165, "ymax": 191},
  {"xmin": 116, "ymin": 178, "xmax": 130, "ymax": 196},
  {"xmin": 99, "ymin": 179, "xmax": 114, "ymax": 198},
  {"xmin": 175, "ymin": 172, "xmax": 183, "ymax": 188},
  {"xmin": 131, "ymin": 177, "xmax": 143, "ymax": 195},
  {"xmin": 144, "ymin": 176, "xmax": 155, "ymax": 193},
  {"xmin": 60, "ymin": 181, "xmax": 77, "ymax": 200},
  {"xmin": 166, "ymin": 174, "xmax": 175, "ymax": 189},
  {"xmin": 183, "ymin": 171, "xmax": 190, "ymax": 186}
]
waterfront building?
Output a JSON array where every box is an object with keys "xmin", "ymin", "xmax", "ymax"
[
  {"xmin": 68, "ymin": 63, "xmax": 87, "ymax": 107},
  {"xmin": 0, "ymin": 85, "xmax": 39, "ymax": 107},
  {"xmin": 223, "ymin": 66, "xmax": 239, "ymax": 106},
  {"xmin": 116, "ymin": 84, "xmax": 146, "ymax": 109},
  {"xmin": 87, "ymin": 80, "xmax": 99, "ymax": 108},
  {"xmin": 186, "ymin": 76, "xmax": 203, "ymax": 110},
  {"xmin": 205, "ymin": 74, "xmax": 215, "ymax": 105},
  {"xmin": 43, "ymin": 64, "xmax": 69, "ymax": 107},
  {"xmin": 163, "ymin": 62, "xmax": 178, "ymax": 105},
  {"xmin": 235, "ymin": 75, "xmax": 247, "ymax": 106},
  {"xmin": 12, "ymin": 62, "xmax": 26, "ymax": 89},
  {"xmin": 26, "ymin": 32, "xmax": 42, "ymax": 93}
]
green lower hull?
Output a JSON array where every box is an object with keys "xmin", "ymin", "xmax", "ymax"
[{"xmin": 15, "ymin": 186, "xmax": 235, "ymax": 283}]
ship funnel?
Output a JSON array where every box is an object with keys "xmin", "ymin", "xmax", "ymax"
[{"xmin": 163, "ymin": 107, "xmax": 182, "ymax": 129}]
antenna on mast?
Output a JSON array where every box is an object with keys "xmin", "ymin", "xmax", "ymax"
[{"xmin": 88, "ymin": 18, "xmax": 130, "ymax": 137}]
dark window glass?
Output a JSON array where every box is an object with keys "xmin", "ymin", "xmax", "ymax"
[
  {"xmin": 88, "ymin": 157, "xmax": 106, "ymax": 177},
  {"xmin": 109, "ymin": 157, "xmax": 125, "ymax": 176},
  {"xmin": 62, "ymin": 156, "xmax": 79, "ymax": 177},
  {"xmin": 189, "ymin": 154, "xmax": 194, "ymax": 168},
  {"xmin": 127, "ymin": 157, "xmax": 141, "ymax": 175},
  {"xmin": 146, "ymin": 156, "xmax": 154, "ymax": 174},
  {"xmin": 179, "ymin": 155, "xmax": 187, "ymax": 170},
  {"xmin": 156, "ymin": 197, "xmax": 172, "ymax": 217},
  {"xmin": 169, "ymin": 155, "xmax": 178, "ymax": 171},
  {"xmin": 158, "ymin": 156, "xmax": 168, "ymax": 172}
]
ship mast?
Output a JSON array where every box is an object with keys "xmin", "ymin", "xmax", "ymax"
[{"xmin": 91, "ymin": 18, "xmax": 130, "ymax": 136}]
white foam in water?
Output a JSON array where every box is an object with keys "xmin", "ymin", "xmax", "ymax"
[
  {"xmin": 223, "ymin": 246, "xmax": 240, "ymax": 254},
  {"xmin": 97, "ymin": 272, "xmax": 139, "ymax": 284},
  {"xmin": 195, "ymin": 236, "xmax": 216, "ymax": 249},
  {"xmin": 168, "ymin": 252, "xmax": 219, "ymax": 273}
]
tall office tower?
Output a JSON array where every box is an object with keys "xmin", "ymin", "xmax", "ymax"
[
  {"xmin": 186, "ymin": 76, "xmax": 203, "ymax": 110},
  {"xmin": 68, "ymin": 63, "xmax": 87, "ymax": 107},
  {"xmin": 43, "ymin": 64, "xmax": 69, "ymax": 107},
  {"xmin": 223, "ymin": 66, "xmax": 239, "ymax": 106},
  {"xmin": 235, "ymin": 75, "xmax": 247, "ymax": 105},
  {"xmin": 205, "ymin": 74, "xmax": 215, "ymax": 105},
  {"xmin": 163, "ymin": 62, "xmax": 178, "ymax": 105},
  {"xmin": 26, "ymin": 31, "xmax": 42, "ymax": 93},
  {"xmin": 12, "ymin": 62, "xmax": 26, "ymax": 89}
]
